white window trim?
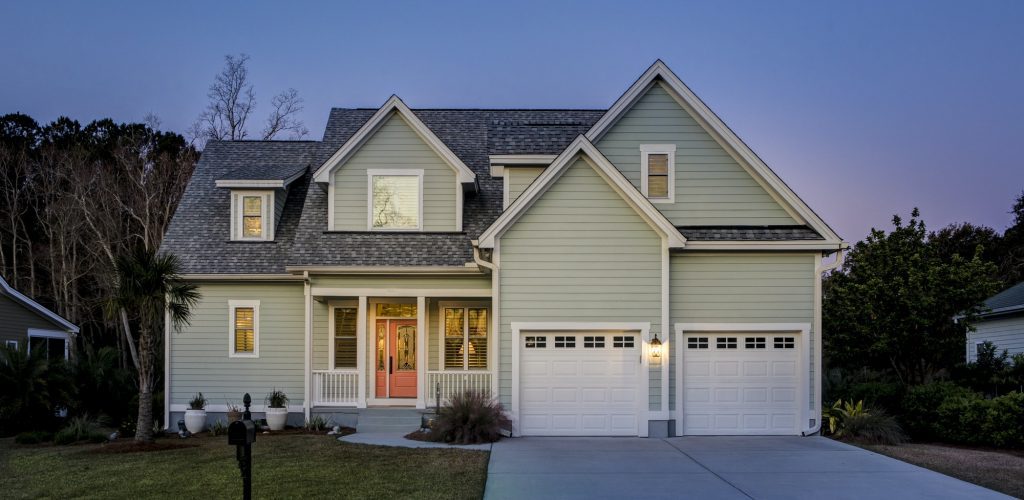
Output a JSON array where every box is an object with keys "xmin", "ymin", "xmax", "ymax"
[
  {"xmin": 438, "ymin": 301, "xmax": 490, "ymax": 371},
  {"xmin": 640, "ymin": 144, "xmax": 676, "ymax": 203},
  {"xmin": 230, "ymin": 190, "xmax": 274, "ymax": 241},
  {"xmin": 5, "ymin": 340, "xmax": 18, "ymax": 349},
  {"xmin": 328, "ymin": 300, "xmax": 359, "ymax": 371},
  {"xmin": 27, "ymin": 329, "xmax": 69, "ymax": 360},
  {"xmin": 228, "ymin": 300, "xmax": 260, "ymax": 358},
  {"xmin": 366, "ymin": 168, "xmax": 424, "ymax": 232}
]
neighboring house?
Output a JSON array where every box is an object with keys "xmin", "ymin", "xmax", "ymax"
[
  {"xmin": 966, "ymin": 281, "xmax": 1024, "ymax": 363},
  {"xmin": 160, "ymin": 61, "xmax": 846, "ymax": 437},
  {"xmin": 0, "ymin": 276, "xmax": 79, "ymax": 360}
]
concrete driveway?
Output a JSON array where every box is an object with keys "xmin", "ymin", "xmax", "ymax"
[{"xmin": 484, "ymin": 436, "xmax": 1009, "ymax": 499}]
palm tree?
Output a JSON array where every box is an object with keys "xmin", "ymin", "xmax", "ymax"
[
  {"xmin": 0, "ymin": 343, "xmax": 71, "ymax": 432},
  {"xmin": 110, "ymin": 247, "xmax": 199, "ymax": 442}
]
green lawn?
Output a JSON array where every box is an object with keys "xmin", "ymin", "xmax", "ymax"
[{"xmin": 0, "ymin": 433, "xmax": 489, "ymax": 499}]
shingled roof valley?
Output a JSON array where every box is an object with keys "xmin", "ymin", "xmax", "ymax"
[{"xmin": 159, "ymin": 107, "xmax": 822, "ymax": 274}]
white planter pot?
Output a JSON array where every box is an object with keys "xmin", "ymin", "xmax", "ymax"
[
  {"xmin": 184, "ymin": 409, "xmax": 207, "ymax": 433},
  {"xmin": 265, "ymin": 407, "xmax": 288, "ymax": 431}
]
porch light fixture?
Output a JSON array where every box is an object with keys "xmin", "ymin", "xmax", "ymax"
[{"xmin": 650, "ymin": 334, "xmax": 663, "ymax": 358}]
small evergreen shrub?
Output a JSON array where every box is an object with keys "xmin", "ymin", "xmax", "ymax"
[
  {"xmin": 430, "ymin": 391, "xmax": 510, "ymax": 444},
  {"xmin": 305, "ymin": 415, "xmax": 329, "ymax": 432},
  {"xmin": 188, "ymin": 393, "xmax": 207, "ymax": 411},
  {"xmin": 984, "ymin": 392, "xmax": 1024, "ymax": 448},
  {"xmin": 266, "ymin": 389, "xmax": 289, "ymax": 408},
  {"xmin": 53, "ymin": 415, "xmax": 105, "ymax": 445},
  {"xmin": 900, "ymin": 382, "xmax": 976, "ymax": 441},
  {"xmin": 209, "ymin": 419, "xmax": 228, "ymax": 436}
]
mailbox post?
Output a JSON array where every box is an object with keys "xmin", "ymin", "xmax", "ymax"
[{"xmin": 228, "ymin": 393, "xmax": 256, "ymax": 500}]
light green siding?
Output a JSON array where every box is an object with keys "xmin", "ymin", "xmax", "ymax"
[
  {"xmin": 499, "ymin": 157, "xmax": 664, "ymax": 410},
  {"xmin": 169, "ymin": 283, "xmax": 305, "ymax": 407},
  {"xmin": 332, "ymin": 113, "xmax": 457, "ymax": 231},
  {"xmin": 506, "ymin": 167, "xmax": 545, "ymax": 207},
  {"xmin": 669, "ymin": 252, "xmax": 816, "ymax": 408},
  {"xmin": 0, "ymin": 294, "xmax": 61, "ymax": 345},
  {"xmin": 596, "ymin": 82, "xmax": 796, "ymax": 226}
]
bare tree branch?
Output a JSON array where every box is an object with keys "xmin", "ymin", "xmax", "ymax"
[{"xmin": 262, "ymin": 88, "xmax": 308, "ymax": 139}]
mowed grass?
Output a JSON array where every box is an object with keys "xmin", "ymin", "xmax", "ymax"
[
  {"xmin": 862, "ymin": 443, "xmax": 1024, "ymax": 499},
  {"xmin": 0, "ymin": 433, "xmax": 489, "ymax": 500}
]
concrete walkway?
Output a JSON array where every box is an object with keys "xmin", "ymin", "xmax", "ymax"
[
  {"xmin": 484, "ymin": 436, "xmax": 1009, "ymax": 499},
  {"xmin": 337, "ymin": 432, "xmax": 491, "ymax": 451}
]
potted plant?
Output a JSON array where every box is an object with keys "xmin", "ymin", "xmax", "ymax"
[
  {"xmin": 265, "ymin": 389, "xmax": 289, "ymax": 431},
  {"xmin": 226, "ymin": 402, "xmax": 243, "ymax": 423},
  {"xmin": 184, "ymin": 393, "xmax": 207, "ymax": 433}
]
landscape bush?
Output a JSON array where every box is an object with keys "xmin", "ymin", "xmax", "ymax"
[
  {"xmin": 54, "ymin": 415, "xmax": 108, "ymax": 445},
  {"xmin": 429, "ymin": 391, "xmax": 510, "ymax": 444},
  {"xmin": 984, "ymin": 391, "xmax": 1024, "ymax": 448},
  {"xmin": 899, "ymin": 382, "xmax": 976, "ymax": 441},
  {"xmin": 901, "ymin": 382, "xmax": 1024, "ymax": 448},
  {"xmin": 823, "ymin": 399, "xmax": 906, "ymax": 445}
]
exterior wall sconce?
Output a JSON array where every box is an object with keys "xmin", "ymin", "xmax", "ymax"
[{"xmin": 650, "ymin": 334, "xmax": 663, "ymax": 358}]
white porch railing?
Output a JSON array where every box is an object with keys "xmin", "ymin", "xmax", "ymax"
[
  {"xmin": 312, "ymin": 370, "xmax": 359, "ymax": 406},
  {"xmin": 426, "ymin": 371, "xmax": 493, "ymax": 405}
]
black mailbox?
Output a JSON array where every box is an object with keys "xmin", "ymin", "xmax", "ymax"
[{"xmin": 228, "ymin": 420, "xmax": 256, "ymax": 446}]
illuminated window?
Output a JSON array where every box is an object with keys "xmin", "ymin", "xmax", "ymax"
[
  {"xmin": 229, "ymin": 300, "xmax": 259, "ymax": 357},
  {"xmin": 370, "ymin": 171, "xmax": 422, "ymax": 230},
  {"xmin": 443, "ymin": 305, "xmax": 488, "ymax": 369},
  {"xmin": 231, "ymin": 191, "xmax": 273, "ymax": 241},
  {"xmin": 333, "ymin": 307, "xmax": 357, "ymax": 369}
]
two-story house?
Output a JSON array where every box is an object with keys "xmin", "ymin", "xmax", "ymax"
[{"xmin": 160, "ymin": 61, "xmax": 845, "ymax": 437}]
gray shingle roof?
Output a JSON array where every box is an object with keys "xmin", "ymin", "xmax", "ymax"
[
  {"xmin": 162, "ymin": 108, "xmax": 822, "ymax": 274},
  {"xmin": 677, "ymin": 226, "xmax": 823, "ymax": 241},
  {"xmin": 981, "ymin": 281, "xmax": 1024, "ymax": 316}
]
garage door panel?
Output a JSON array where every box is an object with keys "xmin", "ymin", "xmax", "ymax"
[
  {"xmin": 683, "ymin": 333, "xmax": 801, "ymax": 435},
  {"xmin": 519, "ymin": 332, "xmax": 640, "ymax": 436}
]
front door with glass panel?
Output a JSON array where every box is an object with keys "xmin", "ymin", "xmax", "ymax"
[{"xmin": 375, "ymin": 319, "xmax": 417, "ymax": 398}]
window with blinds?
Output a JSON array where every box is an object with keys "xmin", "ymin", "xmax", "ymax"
[
  {"xmin": 646, "ymin": 154, "xmax": 669, "ymax": 198},
  {"xmin": 333, "ymin": 307, "xmax": 357, "ymax": 369},
  {"xmin": 234, "ymin": 307, "xmax": 255, "ymax": 354},
  {"xmin": 443, "ymin": 306, "xmax": 488, "ymax": 370}
]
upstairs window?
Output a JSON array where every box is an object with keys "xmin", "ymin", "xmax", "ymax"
[
  {"xmin": 369, "ymin": 169, "xmax": 422, "ymax": 231},
  {"xmin": 231, "ymin": 191, "xmax": 273, "ymax": 241},
  {"xmin": 640, "ymin": 144, "xmax": 676, "ymax": 203}
]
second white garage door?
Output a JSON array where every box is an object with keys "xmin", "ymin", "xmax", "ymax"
[
  {"xmin": 519, "ymin": 332, "xmax": 641, "ymax": 436},
  {"xmin": 681, "ymin": 333, "xmax": 802, "ymax": 435}
]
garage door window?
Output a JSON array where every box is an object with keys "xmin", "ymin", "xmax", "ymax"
[
  {"xmin": 774, "ymin": 337, "xmax": 795, "ymax": 349},
  {"xmin": 716, "ymin": 337, "xmax": 738, "ymax": 349},
  {"xmin": 525, "ymin": 336, "xmax": 546, "ymax": 348},
  {"xmin": 687, "ymin": 337, "xmax": 709, "ymax": 349},
  {"xmin": 745, "ymin": 337, "xmax": 766, "ymax": 349},
  {"xmin": 554, "ymin": 336, "xmax": 576, "ymax": 348},
  {"xmin": 613, "ymin": 336, "xmax": 634, "ymax": 348},
  {"xmin": 583, "ymin": 336, "xmax": 605, "ymax": 348}
]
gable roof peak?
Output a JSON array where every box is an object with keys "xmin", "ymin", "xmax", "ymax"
[{"xmin": 312, "ymin": 95, "xmax": 476, "ymax": 184}]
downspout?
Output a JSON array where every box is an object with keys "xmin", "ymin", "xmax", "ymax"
[
  {"xmin": 803, "ymin": 246, "xmax": 846, "ymax": 436},
  {"xmin": 472, "ymin": 242, "xmax": 496, "ymax": 272},
  {"xmin": 303, "ymin": 271, "xmax": 312, "ymax": 423}
]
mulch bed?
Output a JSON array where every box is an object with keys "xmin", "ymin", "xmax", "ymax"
[{"xmin": 404, "ymin": 430, "xmax": 433, "ymax": 442}]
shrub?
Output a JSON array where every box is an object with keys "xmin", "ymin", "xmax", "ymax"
[
  {"xmin": 209, "ymin": 419, "xmax": 228, "ymax": 437},
  {"xmin": 305, "ymin": 415, "xmax": 329, "ymax": 432},
  {"xmin": 0, "ymin": 343, "xmax": 72, "ymax": 435},
  {"xmin": 900, "ymin": 382, "xmax": 976, "ymax": 441},
  {"xmin": 840, "ymin": 410, "xmax": 907, "ymax": 445},
  {"xmin": 15, "ymin": 431, "xmax": 53, "ymax": 444},
  {"xmin": 188, "ymin": 393, "xmax": 207, "ymax": 411},
  {"xmin": 266, "ymin": 389, "xmax": 288, "ymax": 408},
  {"xmin": 430, "ymin": 391, "xmax": 510, "ymax": 444},
  {"xmin": 54, "ymin": 415, "xmax": 105, "ymax": 445},
  {"xmin": 935, "ymin": 391, "xmax": 990, "ymax": 444},
  {"xmin": 984, "ymin": 391, "xmax": 1024, "ymax": 448}
]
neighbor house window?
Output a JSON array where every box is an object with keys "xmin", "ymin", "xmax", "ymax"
[
  {"xmin": 442, "ymin": 304, "xmax": 488, "ymax": 370},
  {"xmin": 231, "ymin": 191, "xmax": 273, "ymax": 241},
  {"xmin": 229, "ymin": 300, "xmax": 259, "ymax": 357},
  {"xmin": 333, "ymin": 307, "xmax": 357, "ymax": 369},
  {"xmin": 27, "ymin": 331, "xmax": 68, "ymax": 360},
  {"xmin": 4, "ymin": 340, "xmax": 16, "ymax": 349},
  {"xmin": 369, "ymin": 170, "xmax": 422, "ymax": 230},
  {"xmin": 640, "ymin": 144, "xmax": 676, "ymax": 202}
]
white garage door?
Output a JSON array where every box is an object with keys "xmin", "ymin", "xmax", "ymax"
[
  {"xmin": 682, "ymin": 333, "xmax": 801, "ymax": 435},
  {"xmin": 519, "ymin": 332, "xmax": 640, "ymax": 436}
]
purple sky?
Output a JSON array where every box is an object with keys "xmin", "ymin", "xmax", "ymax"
[{"xmin": 2, "ymin": 1, "xmax": 1021, "ymax": 242}]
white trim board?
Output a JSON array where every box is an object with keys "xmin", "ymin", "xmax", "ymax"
[
  {"xmin": 0, "ymin": 276, "xmax": 79, "ymax": 333},
  {"xmin": 585, "ymin": 60, "xmax": 842, "ymax": 244},
  {"xmin": 477, "ymin": 135, "xmax": 687, "ymax": 249},
  {"xmin": 313, "ymin": 96, "xmax": 476, "ymax": 185}
]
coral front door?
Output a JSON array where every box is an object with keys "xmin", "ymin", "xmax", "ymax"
[{"xmin": 375, "ymin": 319, "xmax": 417, "ymax": 398}]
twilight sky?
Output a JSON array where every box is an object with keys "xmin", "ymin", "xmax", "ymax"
[{"xmin": 2, "ymin": 0, "xmax": 1022, "ymax": 242}]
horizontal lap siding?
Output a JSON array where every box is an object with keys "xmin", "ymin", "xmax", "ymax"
[
  {"xmin": 312, "ymin": 275, "xmax": 490, "ymax": 290},
  {"xmin": 596, "ymin": 82, "xmax": 795, "ymax": 226},
  {"xmin": 500, "ymin": 157, "xmax": 664, "ymax": 411},
  {"xmin": 507, "ymin": 167, "xmax": 545, "ymax": 207},
  {"xmin": 0, "ymin": 295, "xmax": 58, "ymax": 344},
  {"xmin": 669, "ymin": 253, "xmax": 815, "ymax": 408},
  {"xmin": 333, "ymin": 113, "xmax": 457, "ymax": 231},
  {"xmin": 170, "ymin": 283, "xmax": 305, "ymax": 406},
  {"xmin": 967, "ymin": 315, "xmax": 1024, "ymax": 362}
]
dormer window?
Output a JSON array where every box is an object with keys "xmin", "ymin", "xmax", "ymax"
[
  {"xmin": 640, "ymin": 144, "xmax": 676, "ymax": 203},
  {"xmin": 230, "ymin": 190, "xmax": 274, "ymax": 241},
  {"xmin": 368, "ymin": 169, "xmax": 423, "ymax": 231}
]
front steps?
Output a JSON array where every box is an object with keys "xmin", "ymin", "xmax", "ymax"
[{"xmin": 315, "ymin": 407, "xmax": 428, "ymax": 433}]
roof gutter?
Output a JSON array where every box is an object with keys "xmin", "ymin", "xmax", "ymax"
[
  {"xmin": 471, "ymin": 240, "xmax": 496, "ymax": 272},
  {"xmin": 284, "ymin": 265, "xmax": 483, "ymax": 275},
  {"xmin": 804, "ymin": 247, "xmax": 846, "ymax": 437}
]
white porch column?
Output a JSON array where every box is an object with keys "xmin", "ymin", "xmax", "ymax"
[
  {"xmin": 303, "ymin": 276, "xmax": 312, "ymax": 422},
  {"xmin": 416, "ymin": 296, "xmax": 426, "ymax": 409},
  {"xmin": 357, "ymin": 296, "xmax": 368, "ymax": 408}
]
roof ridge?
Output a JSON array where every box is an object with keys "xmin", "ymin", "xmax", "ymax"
[{"xmin": 330, "ymin": 107, "xmax": 607, "ymax": 112}]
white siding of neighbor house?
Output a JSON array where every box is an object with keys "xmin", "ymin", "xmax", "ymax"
[
  {"xmin": 595, "ymin": 82, "xmax": 796, "ymax": 226},
  {"xmin": 499, "ymin": 156, "xmax": 664, "ymax": 411},
  {"xmin": 169, "ymin": 283, "xmax": 305, "ymax": 408},
  {"xmin": 966, "ymin": 315, "xmax": 1024, "ymax": 363},
  {"xmin": 332, "ymin": 113, "xmax": 457, "ymax": 231},
  {"xmin": 669, "ymin": 253, "xmax": 816, "ymax": 409}
]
